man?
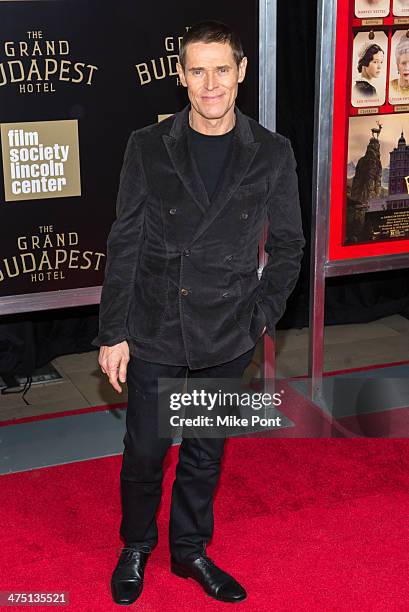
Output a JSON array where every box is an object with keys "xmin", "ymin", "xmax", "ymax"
[{"xmin": 93, "ymin": 20, "xmax": 305, "ymax": 605}]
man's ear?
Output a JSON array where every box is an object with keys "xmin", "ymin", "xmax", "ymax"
[
  {"xmin": 238, "ymin": 57, "xmax": 247, "ymax": 83},
  {"xmin": 176, "ymin": 62, "xmax": 187, "ymax": 87}
]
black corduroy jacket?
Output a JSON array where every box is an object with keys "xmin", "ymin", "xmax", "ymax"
[{"xmin": 92, "ymin": 103, "xmax": 305, "ymax": 369}]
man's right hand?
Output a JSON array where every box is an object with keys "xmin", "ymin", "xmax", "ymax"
[{"xmin": 98, "ymin": 340, "xmax": 130, "ymax": 393}]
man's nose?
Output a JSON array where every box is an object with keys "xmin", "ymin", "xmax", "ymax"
[{"xmin": 205, "ymin": 71, "xmax": 216, "ymax": 89}]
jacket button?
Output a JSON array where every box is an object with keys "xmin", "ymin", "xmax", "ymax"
[
  {"xmin": 169, "ymin": 208, "xmax": 177, "ymax": 215},
  {"xmin": 241, "ymin": 212, "xmax": 248, "ymax": 219},
  {"xmin": 183, "ymin": 249, "xmax": 191, "ymax": 256},
  {"xmin": 180, "ymin": 288, "xmax": 189, "ymax": 296},
  {"xmin": 222, "ymin": 291, "xmax": 230, "ymax": 298},
  {"xmin": 225, "ymin": 254, "xmax": 233, "ymax": 261}
]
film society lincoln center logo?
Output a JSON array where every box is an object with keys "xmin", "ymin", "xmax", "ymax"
[{"xmin": 1, "ymin": 119, "xmax": 81, "ymax": 202}]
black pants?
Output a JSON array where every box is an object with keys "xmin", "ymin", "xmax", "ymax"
[{"xmin": 119, "ymin": 347, "xmax": 255, "ymax": 562}]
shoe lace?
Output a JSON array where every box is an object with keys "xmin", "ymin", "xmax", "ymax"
[
  {"xmin": 116, "ymin": 544, "xmax": 152, "ymax": 560},
  {"xmin": 198, "ymin": 541, "xmax": 214, "ymax": 565},
  {"xmin": 200, "ymin": 551, "xmax": 218, "ymax": 569},
  {"xmin": 199, "ymin": 549, "xmax": 232, "ymax": 579}
]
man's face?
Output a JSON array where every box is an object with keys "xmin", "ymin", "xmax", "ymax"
[{"xmin": 176, "ymin": 41, "xmax": 247, "ymax": 121}]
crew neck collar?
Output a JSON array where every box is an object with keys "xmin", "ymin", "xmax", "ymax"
[{"xmin": 188, "ymin": 124, "xmax": 235, "ymax": 138}]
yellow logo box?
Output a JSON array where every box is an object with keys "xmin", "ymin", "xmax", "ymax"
[{"xmin": 1, "ymin": 119, "xmax": 81, "ymax": 202}]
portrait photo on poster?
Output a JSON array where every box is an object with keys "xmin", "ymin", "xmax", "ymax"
[
  {"xmin": 389, "ymin": 30, "xmax": 409, "ymax": 105},
  {"xmin": 393, "ymin": 0, "xmax": 409, "ymax": 16},
  {"xmin": 351, "ymin": 30, "xmax": 387, "ymax": 108},
  {"xmin": 346, "ymin": 113, "xmax": 409, "ymax": 245},
  {"xmin": 355, "ymin": 0, "xmax": 390, "ymax": 18}
]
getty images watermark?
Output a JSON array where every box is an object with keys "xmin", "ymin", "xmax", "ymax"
[{"xmin": 157, "ymin": 377, "xmax": 287, "ymax": 438}]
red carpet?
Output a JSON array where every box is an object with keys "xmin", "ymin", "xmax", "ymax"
[{"xmin": 2, "ymin": 438, "xmax": 409, "ymax": 611}]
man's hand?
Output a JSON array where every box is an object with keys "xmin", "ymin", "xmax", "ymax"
[{"xmin": 98, "ymin": 341, "xmax": 130, "ymax": 393}]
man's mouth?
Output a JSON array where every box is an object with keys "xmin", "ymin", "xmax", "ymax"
[{"xmin": 202, "ymin": 94, "xmax": 223, "ymax": 101}]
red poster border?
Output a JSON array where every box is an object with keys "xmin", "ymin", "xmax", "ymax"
[{"xmin": 328, "ymin": 0, "xmax": 409, "ymax": 261}]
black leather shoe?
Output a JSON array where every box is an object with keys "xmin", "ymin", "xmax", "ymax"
[
  {"xmin": 111, "ymin": 544, "xmax": 151, "ymax": 605},
  {"xmin": 170, "ymin": 553, "xmax": 247, "ymax": 603}
]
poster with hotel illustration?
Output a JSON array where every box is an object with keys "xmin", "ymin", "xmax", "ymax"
[{"xmin": 346, "ymin": 113, "xmax": 409, "ymax": 244}]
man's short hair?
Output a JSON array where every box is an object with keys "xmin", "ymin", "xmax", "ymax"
[{"xmin": 179, "ymin": 20, "xmax": 245, "ymax": 69}]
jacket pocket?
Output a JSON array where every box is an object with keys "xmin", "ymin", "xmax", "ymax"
[
  {"xmin": 234, "ymin": 300, "xmax": 256, "ymax": 334},
  {"xmin": 250, "ymin": 300, "xmax": 268, "ymax": 340},
  {"xmin": 235, "ymin": 298, "xmax": 267, "ymax": 336},
  {"xmin": 235, "ymin": 178, "xmax": 268, "ymax": 197}
]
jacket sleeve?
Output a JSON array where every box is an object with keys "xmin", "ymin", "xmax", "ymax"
[
  {"xmin": 257, "ymin": 138, "xmax": 306, "ymax": 338},
  {"xmin": 92, "ymin": 132, "xmax": 147, "ymax": 348}
]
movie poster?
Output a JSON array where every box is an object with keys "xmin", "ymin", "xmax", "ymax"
[
  {"xmin": 0, "ymin": 0, "xmax": 259, "ymax": 300},
  {"xmin": 327, "ymin": 0, "xmax": 409, "ymax": 261},
  {"xmin": 346, "ymin": 114, "xmax": 409, "ymax": 244}
]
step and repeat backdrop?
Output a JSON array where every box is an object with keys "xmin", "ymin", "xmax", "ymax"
[{"xmin": 0, "ymin": 0, "xmax": 259, "ymax": 304}]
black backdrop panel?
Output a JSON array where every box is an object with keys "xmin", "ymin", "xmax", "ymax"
[{"xmin": 0, "ymin": 0, "xmax": 259, "ymax": 299}]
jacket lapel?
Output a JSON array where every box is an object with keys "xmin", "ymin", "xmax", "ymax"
[
  {"xmin": 162, "ymin": 103, "xmax": 260, "ymax": 244},
  {"xmin": 162, "ymin": 105, "xmax": 209, "ymax": 214}
]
